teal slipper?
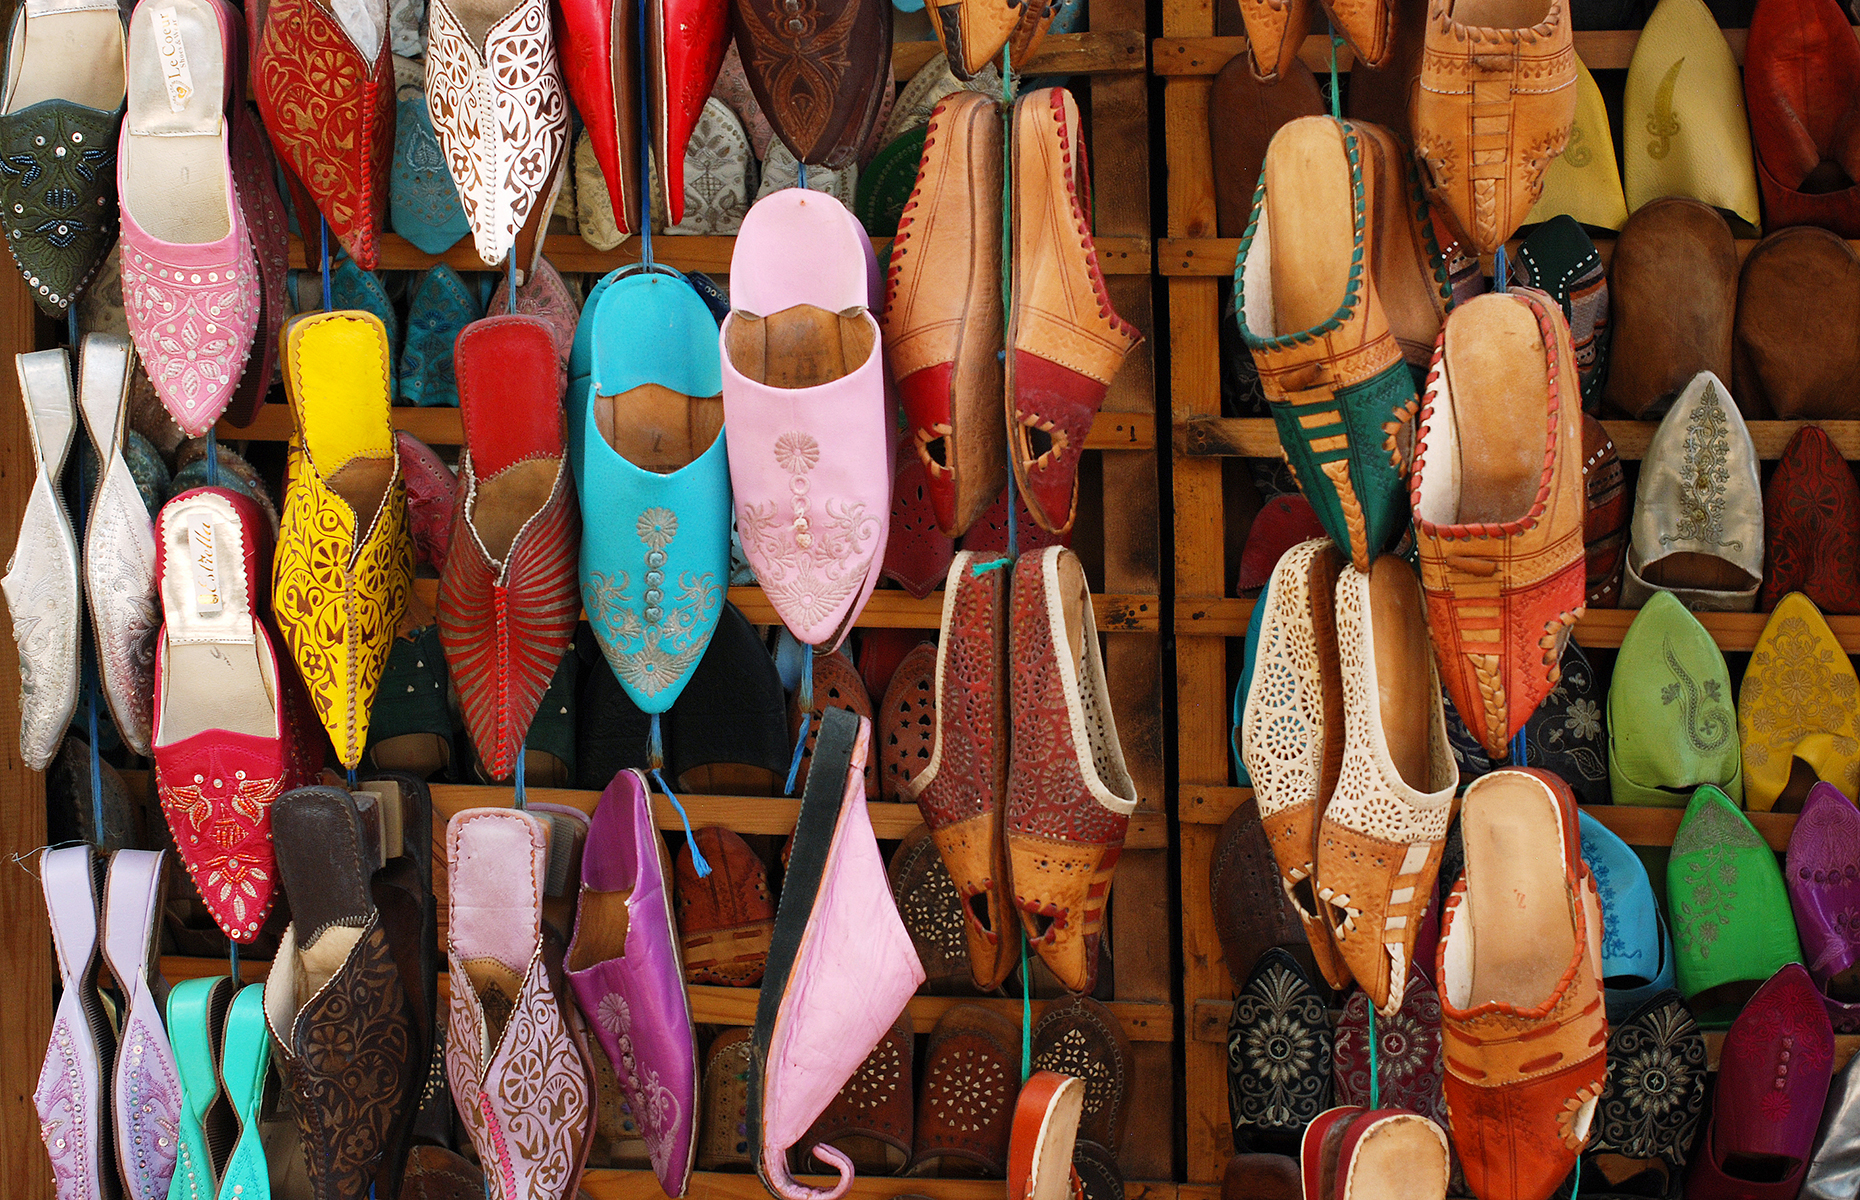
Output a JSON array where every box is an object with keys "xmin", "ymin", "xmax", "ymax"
[
  {"xmin": 166, "ymin": 976, "xmax": 236, "ymax": 1200},
  {"xmin": 398, "ymin": 265, "xmax": 481, "ymax": 408},
  {"xmin": 214, "ymin": 983, "xmax": 271, "ymax": 1200}
]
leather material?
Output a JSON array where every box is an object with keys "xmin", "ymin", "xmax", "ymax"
[
  {"xmin": 487, "ymin": 258, "xmax": 580, "ymax": 365},
  {"xmin": 152, "ymin": 486, "xmax": 300, "ymax": 942},
  {"xmin": 1008, "ymin": 88, "xmax": 1141, "ymax": 537},
  {"xmin": 390, "ymin": 86, "xmax": 471, "ymax": 255},
  {"xmin": 882, "ymin": 92, "xmax": 1006, "ymax": 539},
  {"xmin": 675, "ymin": 827, "xmax": 774, "ymax": 986},
  {"xmin": 558, "ymin": 0, "xmax": 641, "ymax": 236},
  {"xmin": 1237, "ymin": 494, "xmax": 1327, "ymax": 592},
  {"xmin": 1073, "ymin": 1140, "xmax": 1121, "ymax": 1200},
  {"xmin": 1579, "ymin": 813, "xmax": 1676, "ymax": 1022},
  {"xmin": 1241, "ymin": 538, "xmax": 1352, "ymax": 990},
  {"xmin": 570, "ymin": 270, "xmax": 730, "ymax": 715},
  {"xmin": 1445, "ymin": 640, "xmax": 1610, "ymax": 808},
  {"xmin": 1668, "ymin": 785, "xmax": 1805, "ymax": 1023},
  {"xmin": 664, "ymin": 603, "xmax": 790, "ymax": 790},
  {"xmin": 698, "ymin": 1028, "xmax": 754, "ymax": 1171},
  {"xmin": 400, "ymin": 1147, "xmax": 487, "ymax": 1200},
  {"xmin": 750, "ymin": 708, "xmax": 925, "ymax": 1200},
  {"xmin": 1301, "ymin": 1108, "xmax": 1449, "ymax": 1200},
  {"xmin": 254, "ymin": 0, "xmax": 395, "ymax": 267},
  {"xmin": 1521, "ymin": 59, "xmax": 1628, "ymax": 234},
  {"xmin": 1620, "ymin": 0, "xmax": 1760, "ymax": 228},
  {"xmin": 957, "ymin": 483, "xmax": 1072, "ymax": 555},
  {"xmin": 795, "ymin": 1013, "xmax": 913, "ymax": 1175},
  {"xmin": 853, "ymin": 126, "xmax": 923, "ymax": 238},
  {"xmin": 906, "ymin": 552, "xmax": 1014, "ymax": 990},
  {"xmin": 445, "ymin": 807, "xmax": 597, "ymax": 1200},
  {"xmin": 1762, "ymin": 427, "xmax": 1860, "ymax": 615},
  {"xmin": 1733, "ymin": 228, "xmax": 1860, "ymax": 421},
  {"xmin": 1333, "ymin": 967, "xmax": 1454, "ymax": 1193},
  {"xmin": 37, "ymin": 847, "xmax": 114, "ymax": 1200},
  {"xmin": 77, "ymin": 334, "xmax": 158, "ymax": 756},
  {"xmin": 1006, "ymin": 547, "xmax": 1137, "ymax": 995},
  {"xmin": 787, "ymin": 650, "xmax": 877, "ymax": 798},
  {"xmin": 1609, "ymin": 595, "xmax": 1743, "ymax": 807},
  {"xmin": 1007, "ymin": 1071, "xmax": 1083, "ymax": 1200},
  {"xmin": 1411, "ymin": 0, "xmax": 1576, "ymax": 253},
  {"xmin": 650, "ymin": 0, "xmax": 731, "ymax": 226},
  {"xmin": 1621, "ymin": 371, "xmax": 1763, "ymax": 611},
  {"xmin": 224, "ymin": 103, "xmax": 290, "ymax": 429},
  {"xmin": 1602, "ymin": 197, "xmax": 1738, "ymax": 420},
  {"xmin": 276, "ymin": 312, "xmax": 414, "ymax": 769},
  {"xmin": 883, "ymin": 53, "xmax": 996, "ymax": 145},
  {"xmin": 888, "ymin": 822, "xmax": 974, "ymax": 994},
  {"xmin": 1228, "ymin": 948, "xmax": 1332, "ymax": 1155},
  {"xmin": 1743, "ymin": 0, "xmax": 1860, "ymax": 238},
  {"xmin": 4, "ymin": 348, "xmax": 81, "ymax": 769},
  {"xmin": 730, "ymin": 0, "xmax": 890, "ymax": 168},
  {"xmin": 1437, "ymin": 769, "xmax": 1607, "ymax": 1200},
  {"xmin": 1356, "ymin": 121, "xmax": 1452, "ymax": 370},
  {"xmin": 1316, "ymin": 558, "xmax": 1458, "ymax": 1015},
  {"xmin": 1688, "ymin": 964, "xmax": 1834, "ymax": 1200},
  {"xmin": 926, "ymin": 0, "xmax": 1026, "ymax": 80},
  {"xmin": 722, "ymin": 191, "xmax": 891, "ymax": 651},
  {"xmin": 909, "ymin": 1004, "xmax": 1017, "ymax": 1174},
  {"xmin": 1234, "ymin": 0, "xmax": 1313, "ymax": 81},
  {"xmin": 1579, "ymin": 416, "xmax": 1626, "ymax": 608},
  {"xmin": 1234, "ymin": 117, "xmax": 1418, "ymax": 573},
  {"xmin": 1223, "ymin": 1153, "xmax": 1303, "ymax": 1200},
  {"xmin": 1209, "ymin": 797, "xmax": 1310, "ymax": 991},
  {"xmin": 1741, "ymin": 596, "xmax": 1860, "ymax": 811},
  {"xmin": 439, "ymin": 315, "xmax": 579, "ymax": 780},
  {"xmin": 165, "ymin": 975, "xmax": 233, "ymax": 1200},
  {"xmin": 104, "ymin": 856, "xmax": 186, "ymax": 1200},
  {"xmin": 1032, "ymin": 996, "xmax": 1133, "ymax": 1152},
  {"xmin": 877, "ymin": 642, "xmax": 937, "ymax": 801},
  {"xmin": 1412, "ymin": 290, "xmax": 1586, "ymax": 759},
  {"xmin": 1786, "ymin": 783, "xmax": 1860, "ymax": 1031},
  {"xmin": 397, "ymin": 431, "xmax": 458, "ymax": 574},
  {"xmin": 566, "ymin": 770, "xmax": 699, "ymax": 1197},
  {"xmin": 881, "ymin": 449, "xmax": 956, "ymax": 599},
  {"xmin": 1583, "ymin": 991, "xmax": 1706, "ymax": 1199},
  {"xmin": 399, "ymin": 266, "xmax": 482, "ymax": 409},
  {"xmin": 0, "ymin": 0, "xmax": 123, "ymax": 316},
  {"xmin": 215, "ymin": 984, "xmax": 270, "ymax": 1200},
  {"xmin": 1806, "ymin": 1054, "xmax": 1860, "ymax": 1200},
  {"xmin": 1512, "ymin": 218, "xmax": 1611, "ymax": 410},
  {"xmin": 424, "ymin": 0, "xmax": 568, "ymax": 282}
]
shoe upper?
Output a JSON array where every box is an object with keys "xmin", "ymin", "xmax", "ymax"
[
  {"xmin": 1607, "ymin": 593, "xmax": 1743, "ymax": 807},
  {"xmin": 1739, "ymin": 595, "xmax": 1860, "ymax": 812},
  {"xmin": 390, "ymin": 81, "xmax": 472, "ymax": 255},
  {"xmin": 1785, "ymin": 783, "xmax": 1860, "ymax": 1032}
]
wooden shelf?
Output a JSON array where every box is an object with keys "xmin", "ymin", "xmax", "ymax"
[
  {"xmin": 1182, "ymin": 416, "xmax": 1860, "ymax": 461},
  {"xmin": 216, "ymin": 402, "xmax": 1154, "ymax": 453},
  {"xmin": 1156, "ymin": 236, "xmax": 1860, "ymax": 278},
  {"xmin": 582, "ymin": 1172, "xmax": 1180, "ymax": 1200},
  {"xmin": 1149, "ymin": 25, "xmax": 1860, "ymax": 76},
  {"xmin": 157, "ymin": 957, "xmax": 1175, "ymax": 1042},
  {"xmin": 896, "ymin": 30, "xmax": 1147, "ymax": 79},
  {"xmin": 1176, "ymin": 594, "xmax": 1860, "ymax": 651}
]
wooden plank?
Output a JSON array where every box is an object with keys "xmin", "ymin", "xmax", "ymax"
[
  {"xmin": 217, "ymin": 404, "xmax": 1155, "ymax": 452},
  {"xmin": 1148, "ymin": 26, "xmax": 1860, "ymax": 75},
  {"xmin": 893, "ymin": 29, "xmax": 1146, "ymax": 80},
  {"xmin": 0, "ymin": 274, "xmax": 50, "ymax": 1200},
  {"xmin": 1160, "ymin": 236, "xmax": 1860, "ymax": 277},
  {"xmin": 1181, "ymin": 786, "xmax": 1253, "ymax": 826},
  {"xmin": 582, "ymin": 1172, "xmax": 1180, "ymax": 1200},
  {"xmin": 1181, "ymin": 820, "xmax": 1233, "ymax": 1180},
  {"xmin": 1176, "ymin": 595, "xmax": 1860, "ymax": 652},
  {"xmin": 287, "ymin": 231, "xmax": 1152, "ymax": 276}
]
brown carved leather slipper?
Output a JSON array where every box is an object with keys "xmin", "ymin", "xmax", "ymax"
[
  {"xmin": 1030, "ymin": 996, "xmax": 1134, "ymax": 1153},
  {"xmin": 1072, "ymin": 1139, "xmax": 1122, "ymax": 1200},
  {"xmin": 909, "ymin": 1004, "xmax": 1020, "ymax": 1177},
  {"xmin": 889, "ymin": 824, "xmax": 977, "ymax": 995},
  {"xmin": 795, "ymin": 1011, "xmax": 914, "ymax": 1174},
  {"xmin": 788, "ymin": 649, "xmax": 877, "ymax": 797},
  {"xmin": 697, "ymin": 1027, "xmax": 755, "ymax": 1171},
  {"xmin": 1210, "ymin": 797, "xmax": 1312, "ymax": 992},
  {"xmin": 675, "ymin": 827, "xmax": 775, "ymax": 987},
  {"xmin": 880, "ymin": 642, "xmax": 938, "ymax": 801}
]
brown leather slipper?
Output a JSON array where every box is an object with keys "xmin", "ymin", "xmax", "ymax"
[
  {"xmin": 1210, "ymin": 797, "xmax": 1309, "ymax": 991},
  {"xmin": 796, "ymin": 1012, "xmax": 915, "ymax": 1175},
  {"xmin": 1029, "ymin": 996, "xmax": 1134, "ymax": 1153},
  {"xmin": 675, "ymin": 827, "xmax": 775, "ymax": 987},
  {"xmin": 880, "ymin": 641, "xmax": 938, "ymax": 801},
  {"xmin": 697, "ymin": 1027, "xmax": 755, "ymax": 1171},
  {"xmin": 788, "ymin": 649, "xmax": 877, "ymax": 797},
  {"xmin": 909, "ymin": 1004, "xmax": 1020, "ymax": 1177},
  {"xmin": 889, "ymin": 824, "xmax": 978, "ymax": 996}
]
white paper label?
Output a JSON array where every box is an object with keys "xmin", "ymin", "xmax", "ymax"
[
  {"xmin": 189, "ymin": 520, "xmax": 222, "ymax": 615},
  {"xmin": 153, "ymin": 7, "xmax": 195, "ymax": 114}
]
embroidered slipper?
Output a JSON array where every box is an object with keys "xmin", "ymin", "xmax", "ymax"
[
  {"xmin": 732, "ymin": 0, "xmax": 889, "ymax": 168},
  {"xmin": 1578, "ymin": 811, "xmax": 1676, "ymax": 1022},
  {"xmin": 888, "ymin": 824, "xmax": 975, "ymax": 995},
  {"xmin": 37, "ymin": 847, "xmax": 117, "ymax": 1200},
  {"xmin": 698, "ymin": 1028, "xmax": 755, "ymax": 1171},
  {"xmin": 909, "ymin": 1005, "xmax": 1017, "ymax": 1175},
  {"xmin": 214, "ymin": 983, "xmax": 272, "ymax": 1200},
  {"xmin": 1788, "ymin": 783, "xmax": 1860, "ymax": 1030},
  {"xmin": 1031, "ymin": 997, "xmax": 1133, "ymax": 1152},
  {"xmin": 676, "ymin": 827, "xmax": 775, "ymax": 987},
  {"xmin": 391, "ymin": 67, "xmax": 473, "ymax": 255},
  {"xmin": 487, "ymin": 257, "xmax": 580, "ymax": 364},
  {"xmin": 165, "ymin": 975, "xmax": 236, "ymax": 1200},
  {"xmin": 1228, "ymin": 948, "xmax": 1331, "ymax": 1155},
  {"xmin": 101, "ymin": 850, "xmax": 185, "ymax": 1200}
]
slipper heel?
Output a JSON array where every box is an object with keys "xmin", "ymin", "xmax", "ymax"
[
  {"xmin": 1008, "ymin": 1071, "xmax": 1086, "ymax": 1200},
  {"xmin": 37, "ymin": 846, "xmax": 114, "ymax": 1200},
  {"xmin": 103, "ymin": 849, "xmax": 183, "ymax": 1200}
]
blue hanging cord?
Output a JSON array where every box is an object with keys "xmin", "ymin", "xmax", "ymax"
[
  {"xmin": 650, "ymin": 767, "xmax": 711, "ymax": 876},
  {"xmin": 513, "ymin": 734, "xmax": 528, "ymax": 811},
  {"xmin": 346, "ymin": 766, "xmax": 358, "ymax": 788},
  {"xmin": 1511, "ymin": 725, "xmax": 1528, "ymax": 766},
  {"xmin": 230, "ymin": 940, "xmax": 239, "ymax": 983},
  {"xmin": 506, "ymin": 255, "xmax": 517, "ymax": 315},
  {"xmin": 798, "ymin": 163, "xmax": 808, "ymax": 191},
  {"xmin": 1494, "ymin": 244, "xmax": 1509, "ymax": 294},
  {"xmin": 1019, "ymin": 929, "xmax": 1033, "ymax": 1082},
  {"xmin": 1368, "ymin": 1004, "xmax": 1380, "ymax": 1109},
  {"xmin": 637, "ymin": 0, "xmax": 655, "ymax": 265},
  {"xmin": 206, "ymin": 426, "xmax": 219, "ymax": 487},
  {"xmin": 783, "ymin": 652, "xmax": 815, "ymax": 795},
  {"xmin": 319, "ymin": 218, "xmax": 332, "ymax": 311}
]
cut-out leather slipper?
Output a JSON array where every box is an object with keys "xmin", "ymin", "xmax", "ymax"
[
  {"xmin": 1031, "ymin": 996, "xmax": 1134, "ymax": 1153},
  {"xmin": 796, "ymin": 1012, "xmax": 914, "ymax": 1175},
  {"xmin": 878, "ymin": 641, "xmax": 937, "ymax": 801},
  {"xmin": 698, "ymin": 1027, "xmax": 755, "ymax": 1171},
  {"xmin": 888, "ymin": 824, "xmax": 976, "ymax": 996},
  {"xmin": 909, "ymin": 1004, "xmax": 1017, "ymax": 1177}
]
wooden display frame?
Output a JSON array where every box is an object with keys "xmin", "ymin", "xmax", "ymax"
[
  {"xmin": 0, "ymin": 20, "xmax": 1168, "ymax": 1198},
  {"xmin": 1162, "ymin": 20, "xmax": 1860, "ymax": 1186}
]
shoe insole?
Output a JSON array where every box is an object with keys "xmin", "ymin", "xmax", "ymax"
[
  {"xmin": 1639, "ymin": 551, "xmax": 1758, "ymax": 594},
  {"xmin": 464, "ymin": 957, "xmax": 525, "ymax": 1050},
  {"xmin": 1451, "ymin": 0, "xmax": 1551, "ymax": 28},
  {"xmin": 294, "ymin": 926, "xmax": 364, "ymax": 1007},
  {"xmin": 123, "ymin": 0, "xmax": 229, "ymax": 246},
  {"xmin": 1346, "ymin": 1118, "xmax": 1448, "ymax": 1200},
  {"xmin": 452, "ymin": 0, "xmax": 519, "ymax": 55},
  {"xmin": 1026, "ymin": 1078, "xmax": 1084, "ymax": 1200},
  {"xmin": 156, "ymin": 495, "xmax": 280, "ymax": 744},
  {"xmin": 1263, "ymin": 119, "xmax": 1354, "ymax": 337},
  {"xmin": 451, "ymin": 811, "xmax": 544, "ymax": 986},
  {"xmin": 725, "ymin": 305, "xmax": 875, "ymax": 389},
  {"xmin": 470, "ymin": 458, "xmax": 558, "ymax": 562},
  {"xmin": 565, "ymin": 887, "xmax": 632, "ymax": 971},
  {"xmin": 1460, "ymin": 772, "xmax": 1575, "ymax": 1009},
  {"xmin": 4, "ymin": 5, "xmax": 124, "ymax": 112},
  {"xmin": 1442, "ymin": 298, "xmax": 1548, "ymax": 524},
  {"xmin": 597, "ymin": 382, "xmax": 723, "ymax": 473},
  {"xmin": 292, "ymin": 316, "xmax": 396, "ymax": 515},
  {"xmin": 1368, "ymin": 557, "xmax": 1432, "ymax": 790}
]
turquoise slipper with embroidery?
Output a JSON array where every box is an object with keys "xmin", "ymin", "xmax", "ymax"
[
  {"xmin": 167, "ymin": 975, "xmax": 236, "ymax": 1200},
  {"xmin": 397, "ymin": 265, "xmax": 481, "ymax": 408},
  {"xmin": 390, "ymin": 76, "xmax": 471, "ymax": 256},
  {"xmin": 569, "ymin": 267, "xmax": 731, "ymax": 714}
]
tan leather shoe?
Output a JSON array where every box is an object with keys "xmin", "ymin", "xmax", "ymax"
[
  {"xmin": 1237, "ymin": 0, "xmax": 1315, "ymax": 81},
  {"xmin": 882, "ymin": 92, "xmax": 1005, "ymax": 539},
  {"xmin": 1603, "ymin": 197, "xmax": 1737, "ymax": 420},
  {"xmin": 1315, "ymin": 556, "xmax": 1459, "ymax": 1015},
  {"xmin": 928, "ymin": 0, "xmax": 1031, "ymax": 81},
  {"xmin": 1412, "ymin": 0, "xmax": 1578, "ymax": 253},
  {"xmin": 1007, "ymin": 87, "xmax": 1141, "ymax": 537},
  {"xmin": 1355, "ymin": 121, "xmax": 1452, "ymax": 368},
  {"xmin": 1411, "ymin": 289, "xmax": 1586, "ymax": 760}
]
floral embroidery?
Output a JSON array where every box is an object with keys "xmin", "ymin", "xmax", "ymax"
[
  {"xmin": 159, "ymin": 755, "xmax": 288, "ymax": 940},
  {"xmin": 737, "ymin": 431, "xmax": 881, "ymax": 633},
  {"xmin": 37, "ymin": 1015, "xmax": 91, "ymax": 1200},
  {"xmin": 1592, "ymin": 997, "xmax": 1707, "ymax": 1165},
  {"xmin": 583, "ymin": 498, "xmax": 722, "ymax": 700},
  {"xmin": 1672, "ymin": 798, "xmax": 1766, "ymax": 961},
  {"xmin": 596, "ymin": 993, "xmax": 630, "ymax": 1036},
  {"xmin": 1660, "ymin": 636, "xmax": 1733, "ymax": 754},
  {"xmin": 1661, "ymin": 379, "xmax": 1738, "ymax": 552},
  {"xmin": 1227, "ymin": 952, "xmax": 1330, "ymax": 1134},
  {"xmin": 1740, "ymin": 614, "xmax": 1860, "ymax": 785}
]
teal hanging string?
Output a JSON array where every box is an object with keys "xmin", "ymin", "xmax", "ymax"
[
  {"xmin": 648, "ymin": 712, "xmax": 711, "ymax": 876},
  {"xmin": 1328, "ymin": 23, "xmax": 1342, "ymax": 121},
  {"xmin": 230, "ymin": 940, "xmax": 239, "ymax": 984},
  {"xmin": 513, "ymin": 735, "xmax": 528, "ymax": 810},
  {"xmin": 1367, "ymin": 1004, "xmax": 1380, "ymax": 1109},
  {"xmin": 319, "ymin": 218, "xmax": 333, "ymax": 311},
  {"xmin": 506, "ymin": 255, "xmax": 517, "ymax": 314},
  {"xmin": 1019, "ymin": 929, "xmax": 1033, "ymax": 1083},
  {"xmin": 783, "ymin": 652, "xmax": 815, "ymax": 795},
  {"xmin": 1494, "ymin": 244, "xmax": 1509, "ymax": 294},
  {"xmin": 637, "ymin": 0, "xmax": 655, "ymax": 267},
  {"xmin": 799, "ymin": 163, "xmax": 808, "ymax": 190}
]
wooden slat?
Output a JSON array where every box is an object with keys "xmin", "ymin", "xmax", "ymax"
[
  {"xmin": 217, "ymin": 404, "xmax": 1154, "ymax": 452},
  {"xmin": 288, "ymin": 230, "xmax": 1152, "ymax": 276},
  {"xmin": 157, "ymin": 957, "xmax": 1175, "ymax": 1041},
  {"xmin": 1149, "ymin": 25, "xmax": 1860, "ymax": 75},
  {"xmin": 1160, "ymin": 235, "xmax": 1860, "ymax": 277},
  {"xmin": 581, "ymin": 1172, "xmax": 1180, "ymax": 1200},
  {"xmin": 1181, "ymin": 786, "xmax": 1252, "ymax": 826},
  {"xmin": 1177, "ymin": 594, "xmax": 1860, "ymax": 652},
  {"xmin": 893, "ymin": 29, "xmax": 1146, "ymax": 79}
]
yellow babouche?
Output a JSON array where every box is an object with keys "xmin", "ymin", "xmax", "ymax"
[
  {"xmin": 1526, "ymin": 56, "xmax": 1629, "ymax": 233},
  {"xmin": 1739, "ymin": 592, "xmax": 1860, "ymax": 813},
  {"xmin": 273, "ymin": 311, "xmax": 414, "ymax": 768}
]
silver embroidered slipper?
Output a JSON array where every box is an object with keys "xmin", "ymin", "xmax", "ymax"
[
  {"xmin": 77, "ymin": 333, "xmax": 159, "ymax": 756},
  {"xmin": 4, "ymin": 348, "xmax": 82, "ymax": 769}
]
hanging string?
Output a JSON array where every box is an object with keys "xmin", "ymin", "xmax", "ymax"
[
  {"xmin": 1328, "ymin": 21, "xmax": 1342, "ymax": 120},
  {"xmin": 230, "ymin": 940, "xmax": 240, "ymax": 984},
  {"xmin": 1368, "ymin": 1005, "xmax": 1380, "ymax": 1109},
  {"xmin": 651, "ymin": 767, "xmax": 711, "ymax": 876},
  {"xmin": 206, "ymin": 426, "xmax": 219, "ymax": 486},
  {"xmin": 637, "ymin": 0, "xmax": 655, "ymax": 269},
  {"xmin": 1494, "ymin": 244, "xmax": 1509, "ymax": 294},
  {"xmin": 798, "ymin": 163, "xmax": 808, "ymax": 191},
  {"xmin": 782, "ymin": 652, "xmax": 814, "ymax": 795},
  {"xmin": 506, "ymin": 255, "xmax": 517, "ymax": 315},
  {"xmin": 69, "ymin": 309, "xmax": 106, "ymax": 847},
  {"xmin": 319, "ymin": 218, "xmax": 332, "ymax": 312},
  {"xmin": 347, "ymin": 766, "xmax": 358, "ymax": 789},
  {"xmin": 513, "ymin": 734, "xmax": 528, "ymax": 811},
  {"xmin": 1511, "ymin": 725, "xmax": 1528, "ymax": 766},
  {"xmin": 1019, "ymin": 928, "xmax": 1033, "ymax": 1083}
]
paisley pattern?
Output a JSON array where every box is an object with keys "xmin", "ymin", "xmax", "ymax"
[
  {"xmin": 1226, "ymin": 949, "xmax": 1331, "ymax": 1147},
  {"xmin": 273, "ymin": 438, "xmax": 414, "ymax": 769},
  {"xmin": 736, "ymin": 431, "xmax": 881, "ymax": 635},
  {"xmin": 1660, "ymin": 635, "xmax": 1734, "ymax": 754},
  {"xmin": 424, "ymin": 0, "xmax": 569, "ymax": 269},
  {"xmin": 115, "ymin": 1012, "xmax": 181, "ymax": 1200},
  {"xmin": 0, "ymin": 100, "xmax": 121, "ymax": 314},
  {"xmin": 398, "ymin": 266, "xmax": 480, "ymax": 407},
  {"xmin": 254, "ymin": 0, "xmax": 395, "ymax": 266},
  {"xmin": 1589, "ymin": 994, "xmax": 1707, "ymax": 1169},
  {"xmin": 448, "ymin": 946, "xmax": 594, "ymax": 1200},
  {"xmin": 120, "ymin": 240, "xmax": 260, "ymax": 437},
  {"xmin": 275, "ymin": 922, "xmax": 416, "ymax": 1199},
  {"xmin": 583, "ymin": 509, "xmax": 721, "ymax": 701}
]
